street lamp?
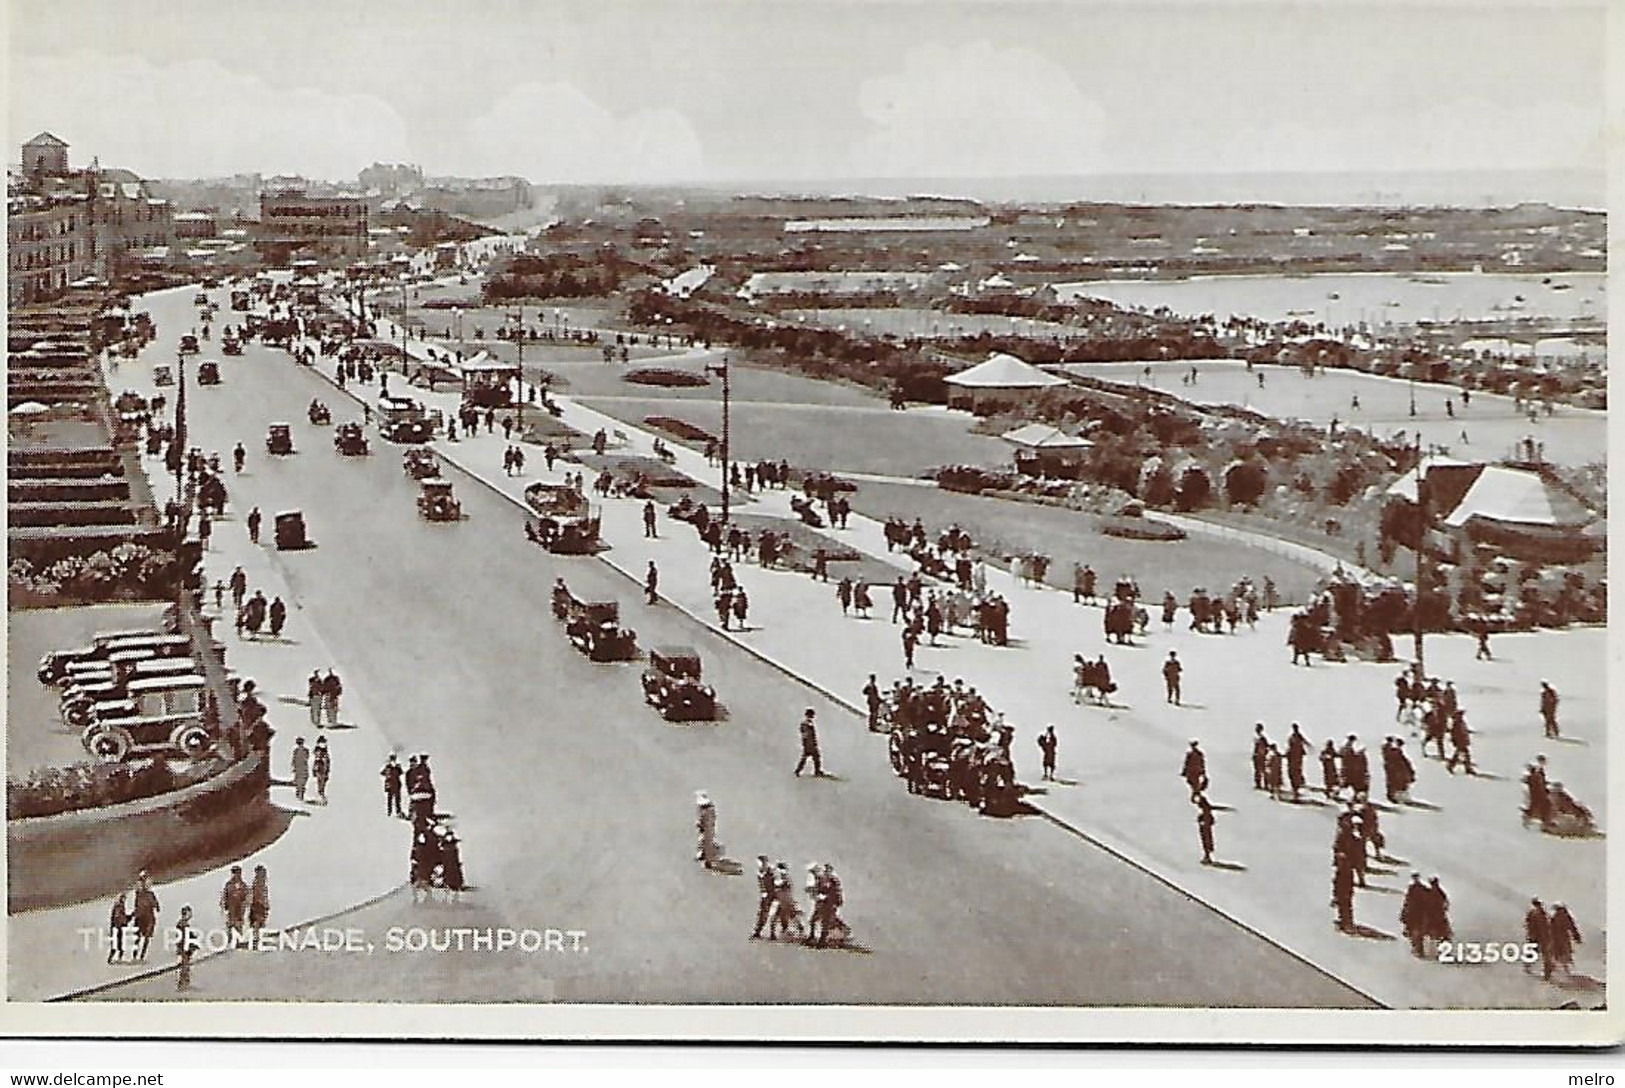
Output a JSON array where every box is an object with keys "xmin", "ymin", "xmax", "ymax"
[
  {"xmin": 1412, "ymin": 433, "xmax": 1429, "ymax": 677},
  {"xmin": 511, "ymin": 301, "xmax": 525, "ymax": 432},
  {"xmin": 705, "ymin": 354, "xmax": 732, "ymax": 525}
]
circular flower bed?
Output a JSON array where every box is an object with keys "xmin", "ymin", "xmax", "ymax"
[{"xmin": 624, "ymin": 367, "xmax": 710, "ymax": 388}]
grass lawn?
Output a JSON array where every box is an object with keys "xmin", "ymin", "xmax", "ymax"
[
  {"xmin": 570, "ymin": 395, "xmax": 1010, "ymax": 478},
  {"xmin": 7, "ymin": 602, "xmax": 171, "ymax": 775},
  {"xmin": 785, "ymin": 307, "xmax": 1081, "ymax": 340},
  {"xmin": 845, "ymin": 480, "xmax": 1327, "ymax": 606},
  {"xmin": 547, "ymin": 354, "xmax": 886, "ymax": 408}
]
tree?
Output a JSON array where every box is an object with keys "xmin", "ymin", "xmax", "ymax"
[
  {"xmin": 1223, "ymin": 460, "xmax": 1268, "ymax": 507},
  {"xmin": 1175, "ymin": 465, "xmax": 1212, "ymax": 512}
]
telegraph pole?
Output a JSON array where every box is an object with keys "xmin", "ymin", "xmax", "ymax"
[{"xmin": 1412, "ymin": 433, "xmax": 1427, "ymax": 677}]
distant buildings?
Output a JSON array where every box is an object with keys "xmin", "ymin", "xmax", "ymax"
[
  {"xmin": 359, "ymin": 161, "xmax": 424, "ymax": 198},
  {"xmin": 7, "ymin": 132, "xmax": 172, "ymax": 305},
  {"xmin": 257, "ymin": 185, "xmax": 369, "ymax": 263}
]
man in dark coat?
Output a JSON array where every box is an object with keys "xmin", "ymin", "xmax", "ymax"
[
  {"xmin": 1181, "ymin": 741, "xmax": 1207, "ymax": 802},
  {"xmin": 1332, "ymin": 862, "xmax": 1356, "ymax": 933},
  {"xmin": 1540, "ymin": 682, "xmax": 1561, "ymax": 738},
  {"xmin": 268, "ymin": 595, "xmax": 287, "ymax": 638},
  {"xmin": 891, "ymin": 578, "xmax": 908, "ymax": 624},
  {"xmin": 1251, "ymin": 724, "xmax": 1270, "ymax": 790},
  {"xmin": 794, "ymin": 709, "xmax": 824, "ymax": 777},
  {"xmin": 863, "ymin": 675, "xmax": 882, "ymax": 732},
  {"xmin": 230, "ymin": 565, "xmax": 248, "ymax": 609},
  {"xmin": 1445, "ymin": 710, "xmax": 1474, "ymax": 775},
  {"xmin": 1525, "ymin": 898, "xmax": 1552, "ymax": 979},
  {"xmin": 1162, "ymin": 651, "xmax": 1183, "ymax": 705},
  {"xmin": 646, "ymin": 561, "xmax": 659, "ymax": 606},
  {"xmin": 1286, "ymin": 724, "xmax": 1309, "ymax": 800},
  {"xmin": 381, "ymin": 754, "xmax": 404, "ymax": 818},
  {"xmin": 1196, "ymin": 794, "xmax": 1216, "ymax": 864},
  {"xmin": 1400, "ymin": 872, "xmax": 1431, "ymax": 957},
  {"xmin": 1037, "ymin": 726, "xmax": 1058, "ymax": 782},
  {"xmin": 643, "ymin": 500, "xmax": 657, "ymax": 539},
  {"xmin": 132, "ymin": 872, "xmax": 160, "ymax": 962},
  {"xmin": 1549, "ymin": 903, "xmax": 1582, "ymax": 977},
  {"xmin": 220, "ymin": 864, "xmax": 250, "ymax": 944},
  {"xmin": 1320, "ymin": 740, "xmax": 1340, "ymax": 797},
  {"xmin": 1522, "ymin": 758, "xmax": 1551, "ymax": 827}
]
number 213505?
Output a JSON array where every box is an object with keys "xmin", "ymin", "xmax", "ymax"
[{"xmin": 1436, "ymin": 941, "xmax": 1539, "ymax": 964}]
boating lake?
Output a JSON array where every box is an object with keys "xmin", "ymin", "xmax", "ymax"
[{"xmin": 1051, "ymin": 271, "xmax": 1605, "ymax": 328}]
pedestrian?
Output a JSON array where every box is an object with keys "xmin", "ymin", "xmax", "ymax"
[
  {"xmin": 246, "ymin": 506, "xmax": 261, "ymax": 545},
  {"xmin": 1072, "ymin": 562, "xmax": 1087, "ymax": 604},
  {"xmin": 695, "ymin": 791, "xmax": 718, "ymax": 870},
  {"xmin": 1525, "ymin": 897, "xmax": 1552, "ymax": 978},
  {"xmin": 646, "ymin": 561, "xmax": 659, "ymax": 605},
  {"xmin": 901, "ymin": 624, "xmax": 918, "ymax": 670},
  {"xmin": 291, "ymin": 737, "xmax": 310, "ymax": 802},
  {"xmin": 1540, "ymin": 681, "xmax": 1561, "ymax": 738},
  {"xmin": 1400, "ymin": 873, "xmax": 1431, "ymax": 958},
  {"xmin": 213, "ymin": 579, "xmax": 225, "ymax": 612},
  {"xmin": 1523, "ymin": 757, "xmax": 1552, "ymax": 828},
  {"xmin": 837, "ymin": 577, "xmax": 853, "ymax": 616},
  {"xmin": 107, "ymin": 893, "xmax": 130, "ymax": 964},
  {"xmin": 643, "ymin": 500, "xmax": 657, "ymax": 538},
  {"xmin": 1286, "ymin": 723, "xmax": 1308, "ymax": 800},
  {"xmin": 750, "ymin": 856, "xmax": 775, "ymax": 939},
  {"xmin": 268, "ymin": 595, "xmax": 287, "ymax": 639},
  {"xmin": 1549, "ymin": 903, "xmax": 1582, "ymax": 978},
  {"xmin": 794, "ymin": 709, "xmax": 824, "ymax": 777},
  {"xmin": 307, "ymin": 670, "xmax": 323, "ymax": 728},
  {"xmin": 1162, "ymin": 651, "xmax": 1183, "ymax": 705},
  {"xmin": 503, "ymin": 415, "xmax": 514, "ymax": 440},
  {"xmin": 485, "ymin": 407, "xmax": 496, "ymax": 434},
  {"xmin": 1038, "ymin": 725, "xmax": 1058, "ymax": 782},
  {"xmin": 891, "ymin": 577, "xmax": 908, "ymax": 624},
  {"xmin": 1332, "ymin": 861, "xmax": 1356, "ymax": 933},
  {"xmin": 732, "ymin": 586, "xmax": 749, "ymax": 629},
  {"xmin": 807, "ymin": 863, "xmax": 849, "ymax": 949},
  {"xmin": 233, "ymin": 442, "xmax": 245, "ymax": 474},
  {"xmin": 220, "ymin": 865, "xmax": 249, "ymax": 944},
  {"xmin": 715, "ymin": 589, "xmax": 731, "ymax": 630},
  {"xmin": 1251, "ymin": 724, "xmax": 1269, "ymax": 790},
  {"xmin": 1445, "ymin": 710, "xmax": 1474, "ymax": 775},
  {"xmin": 770, "ymin": 861, "xmax": 804, "ymax": 940},
  {"xmin": 1319, "ymin": 739, "xmax": 1340, "ymax": 797},
  {"xmin": 512, "ymin": 445, "xmax": 525, "ymax": 474},
  {"xmin": 323, "ymin": 669, "xmax": 343, "ymax": 727},
  {"xmin": 312, "ymin": 737, "xmax": 331, "ymax": 804},
  {"xmin": 1196, "ymin": 793, "xmax": 1216, "ymax": 864},
  {"xmin": 248, "ymin": 866, "xmax": 270, "ymax": 936},
  {"xmin": 1426, "ymin": 876, "xmax": 1452, "ymax": 952},
  {"xmin": 381, "ymin": 754, "xmax": 404, "ymax": 817},
  {"xmin": 174, "ymin": 906, "xmax": 200, "ymax": 992},
  {"xmin": 1181, "ymin": 740, "xmax": 1208, "ymax": 801},
  {"xmin": 197, "ymin": 510, "xmax": 212, "ymax": 550},
  {"xmin": 1475, "ymin": 625, "xmax": 1493, "ymax": 661},
  {"xmin": 813, "ymin": 547, "xmax": 829, "ymax": 583},
  {"xmin": 852, "ymin": 581, "xmax": 872, "ymax": 619},
  {"xmin": 1265, "ymin": 745, "xmax": 1284, "ymax": 801},
  {"xmin": 131, "ymin": 872, "xmax": 159, "ymax": 961}
]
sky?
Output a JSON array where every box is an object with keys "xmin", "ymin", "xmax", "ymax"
[{"xmin": 6, "ymin": 0, "xmax": 1609, "ymax": 199}]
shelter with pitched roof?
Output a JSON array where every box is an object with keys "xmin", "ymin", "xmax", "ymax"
[{"xmin": 943, "ymin": 352, "xmax": 1067, "ymax": 412}]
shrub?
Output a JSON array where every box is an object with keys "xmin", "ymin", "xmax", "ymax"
[
  {"xmin": 1175, "ymin": 465, "xmax": 1212, "ymax": 511},
  {"xmin": 1101, "ymin": 516, "xmax": 1187, "ymax": 541},
  {"xmin": 1224, "ymin": 460, "xmax": 1269, "ymax": 507}
]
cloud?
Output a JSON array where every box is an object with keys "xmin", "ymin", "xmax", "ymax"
[
  {"xmin": 465, "ymin": 82, "xmax": 705, "ymax": 184},
  {"xmin": 850, "ymin": 41, "xmax": 1108, "ymax": 179},
  {"xmin": 10, "ymin": 52, "xmax": 410, "ymax": 178}
]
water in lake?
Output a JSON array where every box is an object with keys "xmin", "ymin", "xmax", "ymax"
[{"xmin": 1051, "ymin": 271, "xmax": 1605, "ymax": 328}]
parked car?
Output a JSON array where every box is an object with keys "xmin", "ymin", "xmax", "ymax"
[
  {"xmin": 274, "ymin": 510, "xmax": 309, "ymax": 550},
  {"xmin": 81, "ymin": 674, "xmax": 214, "ymax": 763},
  {"xmin": 197, "ymin": 360, "xmax": 222, "ymax": 386},
  {"xmin": 38, "ymin": 630, "xmax": 186, "ymax": 686},
  {"xmin": 61, "ymin": 657, "xmax": 202, "ymax": 728},
  {"xmin": 221, "ymin": 334, "xmax": 243, "ymax": 356},
  {"xmin": 179, "ymin": 334, "xmax": 199, "ymax": 354},
  {"xmin": 154, "ymin": 364, "xmax": 174, "ymax": 386},
  {"xmin": 641, "ymin": 646, "xmax": 717, "ymax": 721}
]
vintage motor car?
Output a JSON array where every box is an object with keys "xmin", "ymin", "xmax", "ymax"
[
  {"xmin": 523, "ymin": 482, "xmax": 601, "ymax": 554},
  {"xmin": 193, "ymin": 292, "xmax": 209, "ymax": 306},
  {"xmin": 308, "ymin": 400, "xmax": 332, "ymax": 426},
  {"xmin": 38, "ymin": 630, "xmax": 186, "ymax": 686},
  {"xmin": 81, "ymin": 674, "xmax": 215, "ymax": 763},
  {"xmin": 197, "ymin": 360, "xmax": 222, "ymax": 386},
  {"xmin": 333, "ymin": 422, "xmax": 370, "ymax": 456},
  {"xmin": 230, "ymin": 289, "xmax": 251, "ymax": 312},
  {"xmin": 275, "ymin": 510, "xmax": 309, "ymax": 550},
  {"xmin": 402, "ymin": 447, "xmax": 440, "ymax": 479},
  {"xmin": 154, "ymin": 364, "xmax": 174, "ymax": 386},
  {"xmin": 378, "ymin": 396, "xmax": 431, "ymax": 444},
  {"xmin": 641, "ymin": 645, "xmax": 717, "ymax": 721},
  {"xmin": 417, "ymin": 479, "xmax": 462, "ymax": 521},
  {"xmin": 61, "ymin": 656, "xmax": 201, "ymax": 728},
  {"xmin": 564, "ymin": 600, "xmax": 638, "ymax": 662},
  {"xmin": 221, "ymin": 333, "xmax": 243, "ymax": 356},
  {"xmin": 266, "ymin": 422, "xmax": 294, "ymax": 455},
  {"xmin": 179, "ymin": 334, "xmax": 200, "ymax": 354}
]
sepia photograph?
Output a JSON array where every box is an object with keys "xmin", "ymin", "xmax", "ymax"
[{"xmin": 2, "ymin": 0, "xmax": 1614, "ymax": 1047}]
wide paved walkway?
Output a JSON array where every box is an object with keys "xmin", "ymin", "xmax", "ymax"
[{"xmin": 332, "ymin": 298, "xmax": 1607, "ymax": 1011}]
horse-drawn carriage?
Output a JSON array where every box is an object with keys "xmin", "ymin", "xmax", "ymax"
[
  {"xmin": 523, "ymin": 482, "xmax": 600, "ymax": 554},
  {"xmin": 551, "ymin": 582, "xmax": 638, "ymax": 662}
]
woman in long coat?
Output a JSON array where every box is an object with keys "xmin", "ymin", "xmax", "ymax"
[{"xmin": 694, "ymin": 791, "xmax": 718, "ymax": 870}]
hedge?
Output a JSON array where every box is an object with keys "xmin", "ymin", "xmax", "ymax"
[{"xmin": 8, "ymin": 756, "xmax": 230, "ymax": 820}]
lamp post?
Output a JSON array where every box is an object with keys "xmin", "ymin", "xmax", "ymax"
[
  {"xmin": 1412, "ymin": 433, "xmax": 1428, "ymax": 678},
  {"xmin": 513, "ymin": 301, "xmax": 525, "ymax": 431},
  {"xmin": 706, "ymin": 354, "xmax": 732, "ymax": 525}
]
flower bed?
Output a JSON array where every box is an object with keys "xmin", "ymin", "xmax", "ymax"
[
  {"xmin": 8, "ymin": 542, "xmax": 180, "ymax": 604},
  {"xmin": 8, "ymin": 756, "xmax": 228, "ymax": 820},
  {"xmin": 1100, "ymin": 515, "xmax": 1187, "ymax": 542},
  {"xmin": 624, "ymin": 367, "xmax": 710, "ymax": 388},
  {"xmin": 644, "ymin": 416, "xmax": 716, "ymax": 444}
]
